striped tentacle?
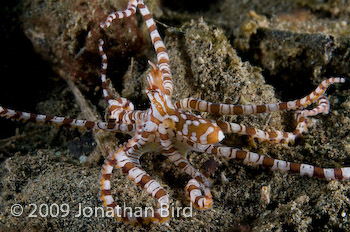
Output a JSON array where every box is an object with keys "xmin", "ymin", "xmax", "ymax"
[
  {"xmin": 108, "ymin": 109, "xmax": 145, "ymax": 125},
  {"xmin": 107, "ymin": 98, "xmax": 145, "ymax": 124},
  {"xmin": 163, "ymin": 147, "xmax": 213, "ymax": 209},
  {"xmin": 209, "ymin": 144, "xmax": 350, "ymax": 180},
  {"xmin": 100, "ymin": 0, "xmax": 138, "ymax": 28},
  {"xmin": 101, "ymin": 134, "xmax": 170, "ymax": 224},
  {"xmin": 100, "ymin": 1, "xmax": 173, "ymax": 96},
  {"xmin": 137, "ymin": 1, "xmax": 173, "ymax": 96},
  {"xmin": 167, "ymin": 151, "xmax": 213, "ymax": 209},
  {"xmin": 166, "ymin": 150, "xmax": 211, "ymax": 187},
  {"xmin": 185, "ymin": 179, "xmax": 213, "ymax": 210},
  {"xmin": 99, "ymin": 39, "xmax": 146, "ymax": 125},
  {"xmin": 0, "ymin": 105, "xmax": 135, "ymax": 133},
  {"xmin": 175, "ymin": 78, "xmax": 345, "ymax": 115},
  {"xmin": 101, "ymin": 148, "xmax": 169, "ymax": 225},
  {"xmin": 158, "ymin": 118, "xmax": 213, "ymax": 209},
  {"xmin": 217, "ymin": 96, "xmax": 330, "ymax": 144},
  {"xmin": 216, "ymin": 120, "xmax": 303, "ymax": 145},
  {"xmin": 98, "ymin": 39, "xmax": 114, "ymax": 105},
  {"xmin": 296, "ymin": 96, "xmax": 329, "ymax": 117},
  {"xmin": 283, "ymin": 96, "xmax": 330, "ymax": 143},
  {"xmin": 215, "ymin": 110, "xmax": 309, "ymax": 145},
  {"xmin": 286, "ymin": 95, "xmax": 330, "ymax": 142},
  {"xmin": 295, "ymin": 77, "xmax": 344, "ymax": 108}
]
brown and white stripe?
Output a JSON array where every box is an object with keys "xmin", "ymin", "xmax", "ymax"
[
  {"xmin": 108, "ymin": 107, "xmax": 145, "ymax": 126},
  {"xmin": 101, "ymin": 144, "xmax": 170, "ymax": 224},
  {"xmin": 98, "ymin": 39, "xmax": 113, "ymax": 104},
  {"xmin": 100, "ymin": 0, "xmax": 137, "ymax": 29},
  {"xmin": 0, "ymin": 106, "xmax": 135, "ymax": 133},
  {"xmin": 156, "ymin": 114, "xmax": 214, "ymax": 210},
  {"xmin": 100, "ymin": 0, "xmax": 173, "ymax": 97},
  {"xmin": 217, "ymin": 119, "xmax": 304, "ymax": 145},
  {"xmin": 296, "ymin": 96, "xmax": 329, "ymax": 117},
  {"xmin": 166, "ymin": 150, "xmax": 210, "ymax": 185},
  {"xmin": 215, "ymin": 104, "xmax": 321, "ymax": 145},
  {"xmin": 216, "ymin": 95, "xmax": 331, "ymax": 144},
  {"xmin": 137, "ymin": 1, "xmax": 173, "ymax": 96},
  {"xmin": 176, "ymin": 78, "xmax": 345, "ymax": 115},
  {"xmin": 99, "ymin": 40, "xmax": 146, "ymax": 125},
  {"xmin": 185, "ymin": 178, "xmax": 213, "ymax": 209},
  {"xmin": 158, "ymin": 115, "xmax": 213, "ymax": 209},
  {"xmin": 160, "ymin": 132, "xmax": 213, "ymax": 209},
  {"xmin": 211, "ymin": 145, "xmax": 350, "ymax": 180}
]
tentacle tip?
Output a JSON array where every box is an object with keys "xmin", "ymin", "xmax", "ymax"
[
  {"xmin": 204, "ymin": 203, "xmax": 213, "ymax": 209},
  {"xmin": 100, "ymin": 22, "xmax": 108, "ymax": 29},
  {"xmin": 195, "ymin": 204, "xmax": 213, "ymax": 210},
  {"xmin": 148, "ymin": 60, "xmax": 158, "ymax": 71}
]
